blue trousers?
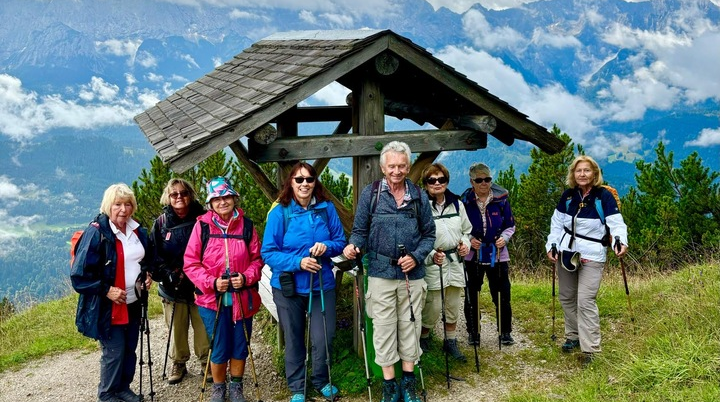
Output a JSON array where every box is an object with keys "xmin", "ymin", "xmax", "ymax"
[
  {"xmin": 198, "ymin": 305, "xmax": 252, "ymax": 364},
  {"xmin": 273, "ymin": 287, "xmax": 336, "ymax": 394},
  {"xmin": 98, "ymin": 302, "xmax": 141, "ymax": 401}
]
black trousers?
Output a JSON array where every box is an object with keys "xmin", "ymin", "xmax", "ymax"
[{"xmin": 464, "ymin": 260, "xmax": 513, "ymax": 335}]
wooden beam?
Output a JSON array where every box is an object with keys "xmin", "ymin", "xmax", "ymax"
[
  {"xmin": 407, "ymin": 120, "xmax": 455, "ymax": 184},
  {"xmin": 384, "ymin": 99, "xmax": 497, "ymax": 133},
  {"xmin": 313, "ymin": 117, "xmax": 353, "ymax": 175},
  {"xmin": 249, "ymin": 129, "xmax": 488, "ymax": 162},
  {"xmin": 269, "ymin": 105, "xmax": 351, "ymax": 123},
  {"xmin": 228, "ymin": 141, "xmax": 278, "ymax": 202}
]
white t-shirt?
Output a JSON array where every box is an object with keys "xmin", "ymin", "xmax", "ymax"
[{"xmin": 110, "ymin": 219, "xmax": 145, "ymax": 304}]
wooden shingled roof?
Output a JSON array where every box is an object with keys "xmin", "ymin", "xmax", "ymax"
[{"xmin": 134, "ymin": 29, "xmax": 563, "ymax": 172}]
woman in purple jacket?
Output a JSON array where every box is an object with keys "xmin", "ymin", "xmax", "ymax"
[{"xmin": 461, "ymin": 163, "xmax": 516, "ymax": 347}]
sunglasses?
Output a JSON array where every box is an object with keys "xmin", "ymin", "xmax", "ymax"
[
  {"xmin": 472, "ymin": 177, "xmax": 492, "ymax": 183},
  {"xmin": 293, "ymin": 176, "xmax": 316, "ymax": 184},
  {"xmin": 169, "ymin": 190, "xmax": 190, "ymax": 199},
  {"xmin": 425, "ymin": 177, "xmax": 448, "ymax": 185}
]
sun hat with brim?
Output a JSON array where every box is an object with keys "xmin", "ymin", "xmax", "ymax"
[{"xmin": 205, "ymin": 176, "xmax": 239, "ymax": 203}]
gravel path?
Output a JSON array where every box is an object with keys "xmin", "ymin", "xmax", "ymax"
[{"xmin": 0, "ymin": 308, "xmax": 560, "ymax": 402}]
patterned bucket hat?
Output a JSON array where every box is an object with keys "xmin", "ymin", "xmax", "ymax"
[{"xmin": 205, "ymin": 176, "xmax": 239, "ymax": 203}]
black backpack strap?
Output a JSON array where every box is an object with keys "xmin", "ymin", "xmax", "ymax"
[
  {"xmin": 200, "ymin": 218, "xmax": 254, "ymax": 261},
  {"xmin": 242, "ymin": 216, "xmax": 254, "ymax": 248}
]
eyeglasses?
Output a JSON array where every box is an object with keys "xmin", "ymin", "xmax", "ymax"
[
  {"xmin": 293, "ymin": 176, "xmax": 316, "ymax": 184},
  {"xmin": 424, "ymin": 177, "xmax": 448, "ymax": 185},
  {"xmin": 169, "ymin": 190, "xmax": 190, "ymax": 199},
  {"xmin": 472, "ymin": 177, "xmax": 492, "ymax": 183}
]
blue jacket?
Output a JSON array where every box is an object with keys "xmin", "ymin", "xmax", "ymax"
[
  {"xmin": 70, "ymin": 213, "xmax": 151, "ymax": 340},
  {"xmin": 348, "ymin": 179, "xmax": 436, "ymax": 280},
  {"xmin": 262, "ymin": 199, "xmax": 347, "ymax": 295}
]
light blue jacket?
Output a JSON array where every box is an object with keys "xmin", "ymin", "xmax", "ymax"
[{"xmin": 262, "ymin": 199, "xmax": 347, "ymax": 295}]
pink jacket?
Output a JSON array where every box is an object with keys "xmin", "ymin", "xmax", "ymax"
[{"xmin": 183, "ymin": 208, "xmax": 263, "ymax": 320}]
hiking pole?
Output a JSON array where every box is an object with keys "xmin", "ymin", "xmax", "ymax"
[
  {"xmin": 351, "ymin": 253, "xmax": 373, "ymax": 402},
  {"xmin": 303, "ymin": 271, "xmax": 314, "ymax": 402},
  {"xmin": 200, "ymin": 296, "xmax": 223, "ymax": 402},
  {"xmin": 399, "ymin": 245, "xmax": 427, "ymax": 402},
  {"xmin": 463, "ymin": 259, "xmax": 480, "ymax": 373},
  {"xmin": 162, "ymin": 300, "xmax": 176, "ymax": 380},
  {"xmin": 551, "ymin": 243, "xmax": 558, "ymax": 341},
  {"xmin": 437, "ymin": 250, "xmax": 451, "ymax": 389},
  {"xmin": 614, "ymin": 236, "xmax": 636, "ymax": 334},
  {"xmin": 316, "ymin": 257, "xmax": 337, "ymax": 401},
  {"xmin": 234, "ymin": 275, "xmax": 264, "ymax": 402},
  {"xmin": 137, "ymin": 273, "xmax": 155, "ymax": 401}
]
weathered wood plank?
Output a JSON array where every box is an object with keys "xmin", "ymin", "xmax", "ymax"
[{"xmin": 248, "ymin": 129, "xmax": 488, "ymax": 162}]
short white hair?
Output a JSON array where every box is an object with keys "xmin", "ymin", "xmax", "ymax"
[{"xmin": 380, "ymin": 141, "xmax": 412, "ymax": 167}]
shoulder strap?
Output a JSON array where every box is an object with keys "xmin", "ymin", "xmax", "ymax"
[
  {"xmin": 369, "ymin": 180, "xmax": 382, "ymax": 215},
  {"xmin": 242, "ymin": 216, "xmax": 253, "ymax": 248},
  {"xmin": 200, "ymin": 222, "xmax": 209, "ymax": 261},
  {"xmin": 201, "ymin": 218, "xmax": 254, "ymax": 261},
  {"xmin": 594, "ymin": 198, "xmax": 605, "ymax": 224}
]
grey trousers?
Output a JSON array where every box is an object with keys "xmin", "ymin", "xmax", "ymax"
[
  {"xmin": 557, "ymin": 259, "xmax": 604, "ymax": 353},
  {"xmin": 273, "ymin": 287, "xmax": 336, "ymax": 394}
]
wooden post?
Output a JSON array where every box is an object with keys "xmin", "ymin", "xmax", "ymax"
[{"xmin": 351, "ymin": 77, "xmax": 385, "ymax": 357}]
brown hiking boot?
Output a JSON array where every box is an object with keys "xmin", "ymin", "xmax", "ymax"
[{"xmin": 168, "ymin": 362, "xmax": 187, "ymax": 385}]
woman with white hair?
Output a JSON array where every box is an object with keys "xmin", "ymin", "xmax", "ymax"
[{"xmin": 71, "ymin": 183, "xmax": 152, "ymax": 402}]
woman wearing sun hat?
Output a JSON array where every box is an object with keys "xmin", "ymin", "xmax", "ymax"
[{"xmin": 184, "ymin": 176, "xmax": 264, "ymax": 402}]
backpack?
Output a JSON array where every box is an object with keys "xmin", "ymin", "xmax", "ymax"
[
  {"xmin": 565, "ymin": 184, "xmax": 621, "ymax": 247},
  {"xmin": 198, "ymin": 216, "xmax": 254, "ymax": 261},
  {"xmin": 368, "ymin": 179, "xmax": 424, "ymax": 228},
  {"xmin": 70, "ymin": 222, "xmax": 105, "ymax": 267}
]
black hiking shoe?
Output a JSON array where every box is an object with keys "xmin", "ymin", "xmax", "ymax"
[
  {"xmin": 561, "ymin": 338, "xmax": 580, "ymax": 353},
  {"xmin": 500, "ymin": 333, "xmax": 515, "ymax": 346},
  {"xmin": 400, "ymin": 375, "xmax": 422, "ymax": 402},
  {"xmin": 467, "ymin": 333, "xmax": 480, "ymax": 346},
  {"xmin": 443, "ymin": 338, "xmax": 467, "ymax": 363},
  {"xmin": 380, "ymin": 379, "xmax": 399, "ymax": 402},
  {"xmin": 581, "ymin": 352, "xmax": 595, "ymax": 368}
]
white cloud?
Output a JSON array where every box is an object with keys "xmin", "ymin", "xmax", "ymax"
[
  {"xmin": 462, "ymin": 9, "xmax": 525, "ymax": 50},
  {"xmin": 685, "ymin": 127, "xmax": 720, "ymax": 147},
  {"xmin": 154, "ymin": 0, "xmax": 399, "ymax": 19},
  {"xmin": 299, "ymin": 10, "xmax": 318, "ymax": 24},
  {"xmin": 228, "ymin": 9, "xmax": 269, "ymax": 20},
  {"xmin": 598, "ymin": 65, "xmax": 681, "ymax": 122},
  {"xmin": 94, "ymin": 38, "xmax": 142, "ymax": 59},
  {"xmin": 309, "ymin": 82, "xmax": 350, "ymax": 105},
  {"xmin": 0, "ymin": 74, "xmax": 147, "ymax": 142},
  {"xmin": 319, "ymin": 12, "xmax": 354, "ymax": 28},
  {"xmin": 180, "ymin": 53, "xmax": 201, "ymax": 69},
  {"xmin": 136, "ymin": 50, "xmax": 158, "ymax": 68},
  {"xmin": 531, "ymin": 28, "xmax": 582, "ymax": 49}
]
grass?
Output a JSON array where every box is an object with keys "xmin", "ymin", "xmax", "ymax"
[
  {"xmin": 0, "ymin": 291, "xmax": 163, "ymax": 372},
  {"xmin": 2, "ymin": 264, "xmax": 719, "ymax": 401}
]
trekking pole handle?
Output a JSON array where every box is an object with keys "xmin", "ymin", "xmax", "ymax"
[
  {"xmin": 614, "ymin": 236, "xmax": 622, "ymax": 254},
  {"xmin": 551, "ymin": 243, "xmax": 557, "ymax": 259}
]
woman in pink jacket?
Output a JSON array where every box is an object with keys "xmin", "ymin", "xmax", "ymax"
[{"xmin": 184, "ymin": 176, "xmax": 263, "ymax": 402}]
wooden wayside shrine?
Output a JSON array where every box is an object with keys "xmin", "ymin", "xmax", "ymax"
[{"xmin": 134, "ymin": 29, "xmax": 564, "ymax": 356}]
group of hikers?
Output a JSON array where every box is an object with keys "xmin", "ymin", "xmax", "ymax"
[{"xmin": 70, "ymin": 140, "xmax": 628, "ymax": 402}]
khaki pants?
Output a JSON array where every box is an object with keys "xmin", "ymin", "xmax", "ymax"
[
  {"xmin": 162, "ymin": 299, "xmax": 210, "ymax": 364},
  {"xmin": 557, "ymin": 259, "xmax": 604, "ymax": 353},
  {"xmin": 421, "ymin": 286, "xmax": 462, "ymax": 337},
  {"xmin": 366, "ymin": 277, "xmax": 427, "ymax": 367}
]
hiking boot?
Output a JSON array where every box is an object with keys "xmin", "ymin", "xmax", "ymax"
[
  {"xmin": 561, "ymin": 338, "xmax": 580, "ymax": 353},
  {"xmin": 318, "ymin": 383, "xmax": 339, "ymax": 401},
  {"xmin": 419, "ymin": 337, "xmax": 430, "ymax": 352},
  {"xmin": 400, "ymin": 375, "xmax": 422, "ymax": 402},
  {"xmin": 289, "ymin": 393, "xmax": 305, "ymax": 402},
  {"xmin": 443, "ymin": 338, "xmax": 467, "ymax": 363},
  {"xmin": 500, "ymin": 333, "xmax": 515, "ymax": 346},
  {"xmin": 380, "ymin": 380, "xmax": 399, "ymax": 402},
  {"xmin": 228, "ymin": 379, "xmax": 246, "ymax": 402},
  {"xmin": 210, "ymin": 382, "xmax": 226, "ymax": 402},
  {"xmin": 467, "ymin": 333, "xmax": 480, "ymax": 346},
  {"xmin": 115, "ymin": 389, "xmax": 140, "ymax": 402},
  {"xmin": 581, "ymin": 352, "xmax": 595, "ymax": 368},
  {"xmin": 168, "ymin": 362, "xmax": 187, "ymax": 385}
]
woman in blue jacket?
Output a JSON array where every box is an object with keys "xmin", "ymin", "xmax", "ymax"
[{"xmin": 261, "ymin": 162, "xmax": 346, "ymax": 402}]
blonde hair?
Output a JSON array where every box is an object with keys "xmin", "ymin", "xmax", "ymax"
[
  {"xmin": 566, "ymin": 155, "xmax": 603, "ymax": 188},
  {"xmin": 99, "ymin": 183, "xmax": 137, "ymax": 216},
  {"xmin": 160, "ymin": 178, "xmax": 198, "ymax": 206}
]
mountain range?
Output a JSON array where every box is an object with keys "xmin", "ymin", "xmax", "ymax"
[{"xmin": 1, "ymin": 0, "xmax": 718, "ymax": 305}]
